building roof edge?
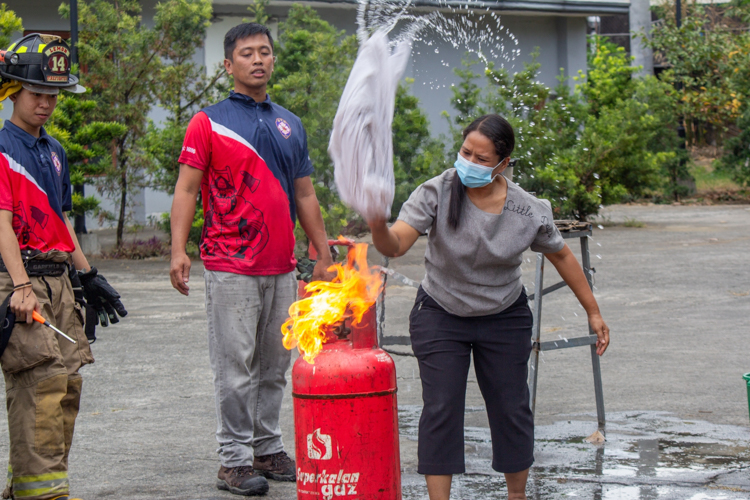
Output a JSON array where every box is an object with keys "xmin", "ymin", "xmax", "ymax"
[{"xmin": 264, "ymin": 0, "xmax": 630, "ymax": 15}]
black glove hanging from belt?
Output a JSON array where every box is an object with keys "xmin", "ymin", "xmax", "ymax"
[
  {"xmin": 69, "ymin": 268, "xmax": 96, "ymax": 342},
  {"xmin": 77, "ymin": 267, "xmax": 127, "ymax": 332}
]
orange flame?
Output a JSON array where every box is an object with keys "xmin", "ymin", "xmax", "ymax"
[{"xmin": 281, "ymin": 239, "xmax": 383, "ymax": 363}]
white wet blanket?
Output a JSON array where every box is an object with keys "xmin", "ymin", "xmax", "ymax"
[{"xmin": 329, "ymin": 29, "xmax": 411, "ymax": 222}]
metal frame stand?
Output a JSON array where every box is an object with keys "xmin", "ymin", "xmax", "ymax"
[
  {"xmin": 376, "ymin": 256, "xmax": 415, "ymax": 348},
  {"xmin": 527, "ymin": 223, "xmax": 606, "ymax": 431}
]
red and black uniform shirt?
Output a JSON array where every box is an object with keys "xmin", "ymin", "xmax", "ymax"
[
  {"xmin": 0, "ymin": 121, "xmax": 74, "ymax": 253},
  {"xmin": 179, "ymin": 92, "xmax": 314, "ymax": 276}
]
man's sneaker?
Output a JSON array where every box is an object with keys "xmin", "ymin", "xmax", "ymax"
[
  {"xmin": 253, "ymin": 451, "xmax": 296, "ymax": 482},
  {"xmin": 217, "ymin": 465, "xmax": 270, "ymax": 496}
]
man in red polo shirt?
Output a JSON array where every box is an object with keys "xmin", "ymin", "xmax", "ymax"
[{"xmin": 170, "ymin": 23, "xmax": 335, "ymax": 496}]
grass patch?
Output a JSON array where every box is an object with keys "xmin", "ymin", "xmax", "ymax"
[
  {"xmin": 623, "ymin": 218, "xmax": 646, "ymax": 228},
  {"xmin": 690, "ymin": 162, "xmax": 739, "ymax": 193}
]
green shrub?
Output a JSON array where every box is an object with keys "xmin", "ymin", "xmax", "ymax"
[
  {"xmin": 102, "ymin": 236, "xmax": 170, "ymax": 259},
  {"xmin": 718, "ymin": 105, "xmax": 750, "ymax": 186},
  {"xmin": 158, "ymin": 208, "xmax": 203, "ymax": 257},
  {"xmin": 446, "ymin": 38, "xmax": 686, "ymax": 219}
]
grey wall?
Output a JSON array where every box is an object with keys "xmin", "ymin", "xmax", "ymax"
[
  {"xmin": 214, "ymin": 4, "xmax": 590, "ymax": 137},
  {"xmin": 629, "ymin": 0, "xmax": 653, "ymax": 76},
  {"xmin": 4, "ymin": 0, "xmax": 592, "ymax": 227},
  {"xmin": 403, "ymin": 14, "xmax": 589, "ymax": 137}
]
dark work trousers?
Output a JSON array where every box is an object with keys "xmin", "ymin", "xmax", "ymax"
[{"xmin": 410, "ymin": 286, "xmax": 534, "ymax": 475}]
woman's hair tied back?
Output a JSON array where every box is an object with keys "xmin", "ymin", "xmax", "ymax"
[{"xmin": 463, "ymin": 114, "xmax": 515, "ymax": 160}]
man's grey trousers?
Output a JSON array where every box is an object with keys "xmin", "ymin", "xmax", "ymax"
[{"xmin": 204, "ymin": 270, "xmax": 296, "ymax": 467}]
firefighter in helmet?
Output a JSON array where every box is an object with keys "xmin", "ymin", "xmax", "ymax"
[{"xmin": 0, "ymin": 34, "xmax": 127, "ymax": 500}]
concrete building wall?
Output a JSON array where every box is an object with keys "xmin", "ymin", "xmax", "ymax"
[
  {"xmin": 3, "ymin": 0, "xmax": 604, "ymax": 228},
  {"xmin": 211, "ymin": 4, "xmax": 591, "ymax": 137},
  {"xmin": 557, "ymin": 16, "xmax": 588, "ymax": 81}
]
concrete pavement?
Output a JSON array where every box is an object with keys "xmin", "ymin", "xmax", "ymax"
[{"xmin": 0, "ymin": 203, "xmax": 747, "ymax": 499}]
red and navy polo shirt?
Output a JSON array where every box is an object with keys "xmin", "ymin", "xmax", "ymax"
[
  {"xmin": 179, "ymin": 91, "xmax": 314, "ymax": 276},
  {"xmin": 0, "ymin": 121, "xmax": 74, "ymax": 253}
]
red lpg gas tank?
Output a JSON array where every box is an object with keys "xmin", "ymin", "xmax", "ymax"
[{"xmin": 292, "ymin": 306, "xmax": 401, "ymax": 500}]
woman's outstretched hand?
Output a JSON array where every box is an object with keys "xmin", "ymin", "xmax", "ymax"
[{"xmin": 588, "ymin": 313, "xmax": 610, "ymax": 356}]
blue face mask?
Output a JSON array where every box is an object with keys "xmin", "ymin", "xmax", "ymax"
[{"xmin": 454, "ymin": 153, "xmax": 503, "ymax": 188}]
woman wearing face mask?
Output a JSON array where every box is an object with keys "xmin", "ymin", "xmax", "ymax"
[{"xmin": 367, "ymin": 114, "xmax": 609, "ymax": 500}]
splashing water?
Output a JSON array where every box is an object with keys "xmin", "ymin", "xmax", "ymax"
[{"xmin": 356, "ymin": 0, "xmax": 519, "ymax": 85}]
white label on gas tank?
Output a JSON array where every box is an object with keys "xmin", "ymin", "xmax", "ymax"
[
  {"xmin": 307, "ymin": 428, "xmax": 332, "ymax": 460},
  {"xmin": 298, "ymin": 468, "xmax": 360, "ymax": 499}
]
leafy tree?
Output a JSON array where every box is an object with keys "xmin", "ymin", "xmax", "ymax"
[
  {"xmin": 576, "ymin": 39, "xmax": 688, "ymax": 203},
  {"xmin": 269, "ymin": 4, "xmax": 358, "ymax": 237},
  {"xmin": 392, "ymin": 80, "xmax": 448, "ymax": 216},
  {"xmin": 246, "ymin": 0, "xmax": 270, "ymax": 25},
  {"xmin": 444, "ymin": 57, "xmax": 485, "ymax": 141},
  {"xmin": 648, "ymin": 1, "xmax": 750, "ymax": 186},
  {"xmin": 60, "ymin": 0, "xmax": 214, "ymax": 246},
  {"xmin": 0, "ymin": 4, "xmax": 23, "ymax": 119},
  {"xmin": 0, "ymin": 4, "xmax": 21, "ymax": 49},
  {"xmin": 46, "ymin": 96, "xmax": 127, "ymax": 217},
  {"xmin": 580, "ymin": 40, "xmax": 637, "ymax": 116},
  {"xmin": 648, "ymin": 1, "xmax": 747, "ymax": 146},
  {"xmin": 718, "ymin": 106, "xmax": 750, "ymax": 186},
  {"xmin": 713, "ymin": 2, "xmax": 750, "ymax": 185},
  {"xmin": 146, "ymin": 0, "xmax": 229, "ymax": 193}
]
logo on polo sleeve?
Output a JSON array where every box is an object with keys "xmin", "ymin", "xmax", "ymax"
[{"xmin": 275, "ymin": 118, "xmax": 292, "ymax": 139}]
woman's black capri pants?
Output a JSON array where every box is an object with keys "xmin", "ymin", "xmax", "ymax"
[{"xmin": 409, "ymin": 286, "xmax": 534, "ymax": 475}]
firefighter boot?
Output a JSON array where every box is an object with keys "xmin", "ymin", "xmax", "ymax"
[
  {"xmin": 253, "ymin": 451, "xmax": 296, "ymax": 482},
  {"xmin": 217, "ymin": 465, "xmax": 269, "ymax": 496},
  {"xmin": 50, "ymin": 496, "xmax": 83, "ymax": 500}
]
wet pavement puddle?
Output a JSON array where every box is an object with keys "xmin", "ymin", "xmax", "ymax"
[{"xmin": 398, "ymin": 407, "xmax": 750, "ymax": 499}]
